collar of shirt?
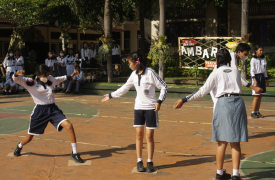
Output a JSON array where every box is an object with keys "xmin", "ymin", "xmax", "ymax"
[
  {"xmin": 36, "ymin": 78, "xmax": 47, "ymax": 89},
  {"xmin": 218, "ymin": 64, "xmax": 227, "ymax": 68},
  {"xmin": 135, "ymin": 67, "xmax": 147, "ymax": 75}
]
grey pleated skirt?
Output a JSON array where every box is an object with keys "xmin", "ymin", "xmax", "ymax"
[{"xmin": 212, "ymin": 96, "xmax": 248, "ymax": 142}]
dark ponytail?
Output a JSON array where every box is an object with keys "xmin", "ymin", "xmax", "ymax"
[
  {"xmin": 26, "ymin": 65, "xmax": 52, "ymax": 86},
  {"xmin": 216, "ymin": 49, "xmax": 231, "ymax": 68},
  {"xmin": 128, "ymin": 51, "xmax": 146, "ymax": 72},
  {"xmin": 252, "ymin": 44, "xmax": 264, "ymax": 59}
]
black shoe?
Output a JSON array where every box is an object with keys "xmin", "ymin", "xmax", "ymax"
[
  {"xmin": 257, "ymin": 112, "xmax": 264, "ymax": 118},
  {"xmin": 14, "ymin": 143, "xmax": 22, "ymax": 156},
  {"xmin": 74, "ymin": 91, "xmax": 79, "ymax": 94},
  {"xmin": 215, "ymin": 170, "xmax": 231, "ymax": 180},
  {"xmin": 137, "ymin": 161, "xmax": 146, "ymax": 172},
  {"xmin": 146, "ymin": 162, "xmax": 155, "ymax": 173},
  {"xmin": 3, "ymin": 91, "xmax": 7, "ymax": 95},
  {"xmin": 22, "ymin": 89, "xmax": 25, "ymax": 92},
  {"xmin": 232, "ymin": 175, "xmax": 241, "ymax": 180},
  {"xmin": 65, "ymin": 91, "xmax": 70, "ymax": 94},
  {"xmin": 251, "ymin": 113, "xmax": 259, "ymax": 118},
  {"xmin": 62, "ymin": 89, "xmax": 66, "ymax": 93},
  {"xmin": 70, "ymin": 153, "xmax": 84, "ymax": 163},
  {"xmin": 7, "ymin": 92, "xmax": 11, "ymax": 95}
]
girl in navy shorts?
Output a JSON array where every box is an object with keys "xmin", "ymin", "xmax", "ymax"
[
  {"xmin": 12, "ymin": 65, "xmax": 84, "ymax": 163},
  {"xmin": 102, "ymin": 52, "xmax": 168, "ymax": 172}
]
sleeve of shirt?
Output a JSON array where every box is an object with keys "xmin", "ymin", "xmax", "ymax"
[
  {"xmin": 21, "ymin": 56, "xmax": 24, "ymax": 64},
  {"xmin": 3, "ymin": 57, "xmax": 7, "ymax": 69},
  {"xmin": 76, "ymin": 71, "xmax": 83, "ymax": 81},
  {"xmin": 182, "ymin": 71, "xmax": 216, "ymax": 103},
  {"xmin": 51, "ymin": 75, "xmax": 68, "ymax": 87},
  {"xmin": 110, "ymin": 72, "xmax": 134, "ymax": 98},
  {"xmin": 81, "ymin": 49, "xmax": 84, "ymax": 60},
  {"xmin": 119, "ymin": 46, "xmax": 121, "ymax": 57},
  {"xmin": 13, "ymin": 74, "xmax": 30, "ymax": 89},
  {"xmin": 150, "ymin": 69, "xmax": 168, "ymax": 104},
  {"xmin": 230, "ymin": 53, "xmax": 238, "ymax": 69},
  {"xmin": 241, "ymin": 77, "xmax": 251, "ymax": 87},
  {"xmin": 264, "ymin": 58, "xmax": 268, "ymax": 79},
  {"xmin": 14, "ymin": 58, "xmax": 17, "ymax": 70},
  {"xmin": 250, "ymin": 58, "xmax": 256, "ymax": 78},
  {"xmin": 45, "ymin": 59, "xmax": 48, "ymax": 66}
]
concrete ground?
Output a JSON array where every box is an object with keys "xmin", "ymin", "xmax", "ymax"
[{"xmin": 0, "ymin": 93, "xmax": 274, "ymax": 180}]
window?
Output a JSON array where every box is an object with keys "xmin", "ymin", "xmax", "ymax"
[
  {"xmin": 137, "ymin": 30, "xmax": 141, "ymax": 50},
  {"xmin": 166, "ymin": 8, "xmax": 205, "ymax": 19},
  {"xmin": 0, "ymin": 42, "xmax": 9, "ymax": 57},
  {"xmin": 69, "ymin": 33, "xmax": 77, "ymax": 40},
  {"xmin": 0, "ymin": 29, "xmax": 12, "ymax": 38},
  {"xmin": 249, "ymin": 20, "xmax": 275, "ymax": 44},
  {"xmin": 124, "ymin": 31, "xmax": 130, "ymax": 54},
  {"xmin": 51, "ymin": 32, "xmax": 61, "ymax": 40},
  {"xmin": 80, "ymin": 33, "xmax": 102, "ymax": 40}
]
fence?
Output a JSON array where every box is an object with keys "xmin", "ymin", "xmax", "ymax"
[{"xmin": 178, "ymin": 37, "xmax": 242, "ymax": 69}]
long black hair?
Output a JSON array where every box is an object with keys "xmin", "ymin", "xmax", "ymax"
[
  {"xmin": 216, "ymin": 49, "xmax": 231, "ymax": 68},
  {"xmin": 252, "ymin": 45, "xmax": 264, "ymax": 59},
  {"xmin": 235, "ymin": 43, "xmax": 251, "ymax": 53},
  {"xmin": 128, "ymin": 51, "xmax": 146, "ymax": 72},
  {"xmin": 7, "ymin": 49, "xmax": 15, "ymax": 60},
  {"xmin": 26, "ymin": 65, "xmax": 52, "ymax": 86}
]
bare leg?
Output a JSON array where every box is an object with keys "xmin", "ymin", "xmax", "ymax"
[
  {"xmin": 216, "ymin": 141, "xmax": 228, "ymax": 170},
  {"xmin": 61, "ymin": 120, "xmax": 76, "ymax": 143},
  {"xmin": 256, "ymin": 94, "xmax": 262, "ymax": 112},
  {"xmin": 252, "ymin": 95, "xmax": 259, "ymax": 112},
  {"xmin": 21, "ymin": 134, "xmax": 34, "ymax": 146},
  {"xmin": 136, "ymin": 127, "xmax": 144, "ymax": 159},
  {"xmin": 146, "ymin": 129, "xmax": 154, "ymax": 160},
  {"xmin": 230, "ymin": 142, "xmax": 241, "ymax": 170}
]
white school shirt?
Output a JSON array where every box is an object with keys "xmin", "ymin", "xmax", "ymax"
[
  {"xmin": 110, "ymin": 67, "xmax": 168, "ymax": 110},
  {"xmin": 112, "ymin": 45, "xmax": 121, "ymax": 56},
  {"xmin": 73, "ymin": 70, "xmax": 84, "ymax": 81},
  {"xmin": 3, "ymin": 57, "xmax": 17, "ymax": 70},
  {"xmin": 183, "ymin": 65, "xmax": 242, "ymax": 104},
  {"xmin": 65, "ymin": 55, "xmax": 77, "ymax": 65},
  {"xmin": 4, "ymin": 79, "xmax": 17, "ymax": 87},
  {"xmin": 45, "ymin": 58, "xmax": 55, "ymax": 68},
  {"xmin": 89, "ymin": 49, "xmax": 97, "ymax": 58},
  {"xmin": 13, "ymin": 74, "xmax": 68, "ymax": 105},
  {"xmin": 250, "ymin": 57, "xmax": 268, "ymax": 78},
  {"xmin": 15, "ymin": 56, "xmax": 24, "ymax": 66},
  {"xmin": 81, "ymin": 48, "xmax": 90, "ymax": 60},
  {"xmin": 230, "ymin": 52, "xmax": 240, "ymax": 70},
  {"xmin": 57, "ymin": 56, "xmax": 67, "ymax": 67}
]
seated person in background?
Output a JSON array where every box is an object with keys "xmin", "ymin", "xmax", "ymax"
[
  {"xmin": 74, "ymin": 61, "xmax": 80, "ymax": 68},
  {"xmin": 66, "ymin": 66, "xmax": 85, "ymax": 94},
  {"xmin": 0, "ymin": 74, "xmax": 4, "ymax": 90},
  {"xmin": 3, "ymin": 72, "xmax": 18, "ymax": 95}
]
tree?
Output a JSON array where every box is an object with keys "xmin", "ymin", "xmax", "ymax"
[
  {"xmin": 241, "ymin": 0, "xmax": 249, "ymax": 79},
  {"xmin": 159, "ymin": 0, "xmax": 166, "ymax": 80},
  {"xmin": 39, "ymin": 1, "xmax": 80, "ymax": 53},
  {"xmin": 0, "ymin": 0, "xmax": 44, "ymax": 51}
]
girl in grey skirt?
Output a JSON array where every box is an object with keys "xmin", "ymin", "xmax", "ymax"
[{"xmin": 174, "ymin": 49, "xmax": 246, "ymax": 180}]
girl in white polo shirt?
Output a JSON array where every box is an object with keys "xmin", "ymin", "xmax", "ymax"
[
  {"xmin": 102, "ymin": 52, "xmax": 168, "ymax": 173},
  {"xmin": 12, "ymin": 65, "xmax": 84, "ymax": 163}
]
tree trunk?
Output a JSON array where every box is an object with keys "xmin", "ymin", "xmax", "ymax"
[
  {"xmin": 241, "ymin": 0, "xmax": 249, "ymax": 79},
  {"xmin": 159, "ymin": 0, "xmax": 166, "ymax": 80},
  {"xmin": 228, "ymin": 0, "xmax": 231, "ymax": 37},
  {"xmin": 104, "ymin": 0, "xmax": 113, "ymax": 83},
  {"xmin": 139, "ymin": 1, "xmax": 146, "ymax": 59},
  {"xmin": 61, "ymin": 30, "xmax": 66, "ymax": 53}
]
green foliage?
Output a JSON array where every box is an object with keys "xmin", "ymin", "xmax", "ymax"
[
  {"xmin": 147, "ymin": 35, "xmax": 172, "ymax": 66},
  {"xmin": 98, "ymin": 35, "xmax": 114, "ymax": 62}
]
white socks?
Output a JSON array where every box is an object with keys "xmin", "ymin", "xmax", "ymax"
[
  {"xmin": 233, "ymin": 169, "xmax": 239, "ymax": 176},
  {"xmin": 94, "ymin": 75, "xmax": 96, "ymax": 79},
  {"xmin": 113, "ymin": 71, "xmax": 116, "ymax": 75},
  {"xmin": 252, "ymin": 111, "xmax": 258, "ymax": 113},
  {"xmin": 71, "ymin": 143, "xmax": 77, "ymax": 154},
  {"xmin": 104, "ymin": 71, "xmax": 106, "ymax": 75},
  {"xmin": 4, "ymin": 90, "xmax": 7, "ymax": 92},
  {"xmin": 217, "ymin": 169, "xmax": 223, "ymax": 175},
  {"xmin": 18, "ymin": 142, "xmax": 22, "ymax": 148},
  {"xmin": 9, "ymin": 90, "xmax": 11, "ymax": 92},
  {"xmin": 147, "ymin": 159, "xmax": 152, "ymax": 162},
  {"xmin": 137, "ymin": 158, "xmax": 142, "ymax": 162},
  {"xmin": 117, "ymin": 72, "xmax": 120, "ymax": 76}
]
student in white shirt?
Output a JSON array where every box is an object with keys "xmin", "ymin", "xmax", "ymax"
[
  {"xmin": 102, "ymin": 52, "xmax": 168, "ymax": 173},
  {"xmin": 112, "ymin": 41, "xmax": 121, "ymax": 76},
  {"xmin": 81, "ymin": 42, "xmax": 90, "ymax": 80},
  {"xmin": 12, "ymin": 65, "xmax": 84, "ymax": 163},
  {"xmin": 99, "ymin": 41, "xmax": 107, "ymax": 77},
  {"xmin": 174, "ymin": 49, "xmax": 247, "ymax": 180},
  {"xmin": 65, "ymin": 48, "xmax": 77, "ymax": 91},
  {"xmin": 3, "ymin": 49, "xmax": 17, "ymax": 81},
  {"xmin": 250, "ymin": 45, "xmax": 269, "ymax": 118},
  {"xmin": 230, "ymin": 43, "xmax": 250, "ymax": 70},
  {"xmin": 56, "ymin": 50, "xmax": 67, "ymax": 92},
  {"xmin": 3, "ymin": 72, "xmax": 18, "ymax": 95},
  {"xmin": 66, "ymin": 66, "xmax": 85, "ymax": 94},
  {"xmin": 89, "ymin": 42, "xmax": 98, "ymax": 81},
  {"xmin": 15, "ymin": 49, "xmax": 25, "ymax": 92},
  {"xmin": 45, "ymin": 51, "xmax": 55, "ymax": 77}
]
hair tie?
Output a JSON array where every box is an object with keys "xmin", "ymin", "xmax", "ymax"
[{"xmin": 137, "ymin": 58, "xmax": 140, "ymax": 64}]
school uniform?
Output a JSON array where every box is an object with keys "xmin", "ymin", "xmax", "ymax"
[
  {"xmin": 57, "ymin": 56, "xmax": 67, "ymax": 76},
  {"xmin": 89, "ymin": 49, "xmax": 97, "ymax": 69},
  {"xmin": 3, "ymin": 57, "xmax": 17, "ymax": 81},
  {"xmin": 109, "ymin": 67, "xmax": 168, "ymax": 129},
  {"xmin": 99, "ymin": 46, "xmax": 107, "ymax": 66},
  {"xmin": 67, "ymin": 70, "xmax": 85, "ymax": 93},
  {"xmin": 65, "ymin": 55, "xmax": 77, "ymax": 76},
  {"xmin": 13, "ymin": 74, "xmax": 72, "ymax": 135},
  {"xmin": 250, "ymin": 57, "xmax": 268, "ymax": 95},
  {"xmin": 112, "ymin": 45, "xmax": 121, "ymax": 65},
  {"xmin": 45, "ymin": 58, "xmax": 55, "ymax": 76},
  {"xmin": 15, "ymin": 56, "xmax": 24, "ymax": 71},
  {"xmin": 182, "ymin": 65, "xmax": 248, "ymax": 142},
  {"xmin": 81, "ymin": 48, "xmax": 90, "ymax": 69},
  {"xmin": 4, "ymin": 78, "xmax": 18, "ymax": 92},
  {"xmin": 53, "ymin": 57, "xmax": 59, "ymax": 77}
]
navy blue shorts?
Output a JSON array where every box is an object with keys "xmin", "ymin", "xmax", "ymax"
[
  {"xmin": 29, "ymin": 104, "xmax": 67, "ymax": 135},
  {"xmin": 90, "ymin": 58, "xmax": 98, "ymax": 69},
  {"xmin": 134, "ymin": 110, "xmax": 159, "ymax": 129},
  {"xmin": 252, "ymin": 73, "xmax": 266, "ymax": 95},
  {"xmin": 112, "ymin": 55, "xmax": 121, "ymax": 65},
  {"xmin": 81, "ymin": 57, "xmax": 90, "ymax": 69}
]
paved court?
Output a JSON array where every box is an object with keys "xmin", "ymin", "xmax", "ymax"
[{"xmin": 0, "ymin": 93, "xmax": 274, "ymax": 180}]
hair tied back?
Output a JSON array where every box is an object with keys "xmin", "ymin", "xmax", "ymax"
[{"xmin": 137, "ymin": 58, "xmax": 140, "ymax": 64}]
